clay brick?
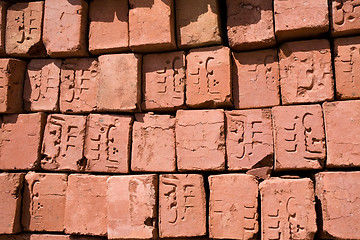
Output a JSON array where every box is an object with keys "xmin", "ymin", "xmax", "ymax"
[
  {"xmin": 274, "ymin": 0, "xmax": 329, "ymax": 40},
  {"xmin": 107, "ymin": 175, "xmax": 157, "ymax": 239},
  {"xmin": 186, "ymin": 46, "xmax": 232, "ymax": 108},
  {"xmin": 332, "ymin": 0, "xmax": 360, "ymax": 36},
  {"xmin": 43, "ymin": 0, "xmax": 88, "ymax": 57},
  {"xmin": 6, "ymin": 1, "xmax": 45, "ymax": 57},
  {"xmin": 84, "ymin": 114, "xmax": 133, "ymax": 173},
  {"xmin": 64, "ymin": 174, "xmax": 108, "ymax": 236},
  {"xmin": 41, "ymin": 114, "xmax": 86, "ymax": 171},
  {"xmin": 260, "ymin": 178, "xmax": 317, "ymax": 240},
  {"xmin": 0, "ymin": 113, "xmax": 46, "ymax": 170},
  {"xmin": 142, "ymin": 51, "xmax": 185, "ymax": 111},
  {"xmin": 97, "ymin": 54, "xmax": 141, "ymax": 112},
  {"xmin": 323, "ymin": 100, "xmax": 360, "ymax": 167},
  {"xmin": 60, "ymin": 58, "xmax": 98, "ymax": 113},
  {"xmin": 226, "ymin": 109, "xmax": 273, "ymax": 171},
  {"xmin": 315, "ymin": 172, "xmax": 360, "ymax": 239},
  {"xmin": 23, "ymin": 59, "xmax": 61, "ymax": 112},
  {"xmin": 176, "ymin": 109, "xmax": 225, "ymax": 171},
  {"xmin": 129, "ymin": 0, "xmax": 176, "ymax": 52},
  {"xmin": 22, "ymin": 172, "xmax": 67, "ymax": 232},
  {"xmin": 232, "ymin": 49, "xmax": 280, "ymax": 109},
  {"xmin": 89, "ymin": 0, "xmax": 129, "ymax": 55},
  {"xmin": 209, "ymin": 174, "xmax": 258, "ymax": 240},
  {"xmin": 159, "ymin": 174, "xmax": 206, "ymax": 238},
  {"xmin": 0, "ymin": 59, "xmax": 27, "ymax": 114},
  {"xmin": 272, "ymin": 105, "xmax": 326, "ymax": 170},
  {"xmin": 279, "ymin": 40, "xmax": 334, "ymax": 104},
  {"xmin": 176, "ymin": 0, "xmax": 221, "ymax": 48},
  {"xmin": 0, "ymin": 235, "xmax": 30, "ymax": 240},
  {"xmin": 0, "ymin": 173, "xmax": 24, "ymax": 234},
  {"xmin": 0, "ymin": 235, "xmax": 105, "ymax": 240},
  {"xmin": 226, "ymin": 0, "xmax": 275, "ymax": 51},
  {"xmin": 0, "ymin": 2, "xmax": 8, "ymax": 55},
  {"xmin": 132, "ymin": 113, "xmax": 176, "ymax": 172}
]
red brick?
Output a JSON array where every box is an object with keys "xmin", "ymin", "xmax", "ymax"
[
  {"xmin": 131, "ymin": 113, "xmax": 176, "ymax": 172},
  {"xmin": 0, "ymin": 173, "xmax": 24, "ymax": 234},
  {"xmin": 60, "ymin": 58, "xmax": 98, "ymax": 113},
  {"xmin": 226, "ymin": 109, "xmax": 273, "ymax": 171},
  {"xmin": 30, "ymin": 235, "xmax": 68, "ymax": 240},
  {"xmin": 159, "ymin": 174, "xmax": 206, "ymax": 238},
  {"xmin": 332, "ymin": 0, "xmax": 360, "ymax": 36},
  {"xmin": 22, "ymin": 172, "xmax": 67, "ymax": 232},
  {"xmin": 186, "ymin": 46, "xmax": 232, "ymax": 108},
  {"xmin": 0, "ymin": 235, "xmax": 30, "ymax": 240},
  {"xmin": 41, "ymin": 114, "xmax": 86, "ymax": 171},
  {"xmin": 0, "ymin": 59, "xmax": 26, "ymax": 114},
  {"xmin": 279, "ymin": 40, "xmax": 334, "ymax": 104},
  {"xmin": 209, "ymin": 174, "xmax": 258, "ymax": 239},
  {"xmin": 23, "ymin": 59, "xmax": 61, "ymax": 112},
  {"xmin": 129, "ymin": 0, "xmax": 176, "ymax": 52},
  {"xmin": 176, "ymin": 109, "xmax": 225, "ymax": 171},
  {"xmin": 0, "ymin": 113, "xmax": 46, "ymax": 170},
  {"xmin": 272, "ymin": 105, "xmax": 326, "ymax": 170},
  {"xmin": 107, "ymin": 175, "xmax": 157, "ymax": 239},
  {"xmin": 64, "ymin": 174, "xmax": 108, "ymax": 236},
  {"xmin": 43, "ymin": 0, "xmax": 88, "ymax": 57},
  {"xmin": 232, "ymin": 49, "xmax": 280, "ymax": 109},
  {"xmin": 84, "ymin": 114, "xmax": 133, "ymax": 173},
  {"xmin": 6, "ymin": 1, "xmax": 45, "ymax": 57},
  {"xmin": 274, "ymin": 0, "xmax": 329, "ymax": 40},
  {"xmin": 260, "ymin": 178, "xmax": 317, "ymax": 240},
  {"xmin": 0, "ymin": 235, "xmax": 106, "ymax": 240},
  {"xmin": 89, "ymin": 0, "xmax": 129, "ymax": 55},
  {"xmin": 226, "ymin": 0, "xmax": 275, "ymax": 51},
  {"xmin": 97, "ymin": 54, "xmax": 141, "ymax": 112},
  {"xmin": 0, "ymin": 2, "xmax": 7, "ymax": 55},
  {"xmin": 142, "ymin": 51, "xmax": 185, "ymax": 111}
]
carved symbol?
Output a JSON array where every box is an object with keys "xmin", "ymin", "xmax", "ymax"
[
  {"xmin": 30, "ymin": 180, "xmax": 43, "ymax": 223},
  {"xmin": 334, "ymin": 0, "xmax": 360, "ymax": 26}
]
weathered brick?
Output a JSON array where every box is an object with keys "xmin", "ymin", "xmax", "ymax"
[
  {"xmin": 0, "ymin": 234, "xmax": 106, "ymax": 240},
  {"xmin": 0, "ymin": 2, "xmax": 7, "ymax": 55},
  {"xmin": 332, "ymin": 0, "xmax": 360, "ymax": 36}
]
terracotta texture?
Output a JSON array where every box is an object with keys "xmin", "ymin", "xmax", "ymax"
[
  {"xmin": 272, "ymin": 105, "xmax": 326, "ymax": 170},
  {"xmin": 332, "ymin": 0, "xmax": 360, "ymax": 36},
  {"xmin": 226, "ymin": 0, "xmax": 275, "ymax": 51},
  {"xmin": 0, "ymin": 173, "xmax": 24, "ymax": 234},
  {"xmin": 186, "ymin": 46, "xmax": 232, "ymax": 108},
  {"xmin": 176, "ymin": 109, "xmax": 225, "ymax": 171},
  {"xmin": 279, "ymin": 40, "xmax": 334, "ymax": 104},
  {"xmin": 0, "ymin": 2, "xmax": 7, "ymax": 55},
  {"xmin": 41, "ymin": 114, "xmax": 86, "ymax": 171},
  {"xmin": 22, "ymin": 172, "xmax": 67, "ymax": 232},
  {"xmin": 43, "ymin": 0, "xmax": 88, "ymax": 57},
  {"xmin": 89, "ymin": 0, "xmax": 129, "ymax": 55},
  {"xmin": 84, "ymin": 114, "xmax": 133, "ymax": 173},
  {"xmin": 159, "ymin": 174, "xmax": 206, "ymax": 238},
  {"xmin": 107, "ymin": 175, "xmax": 157, "ymax": 239},
  {"xmin": 142, "ymin": 51, "xmax": 185, "ymax": 111},
  {"xmin": 226, "ymin": 109, "xmax": 273, "ymax": 171},
  {"xmin": 274, "ymin": 0, "xmax": 329, "ymax": 40},
  {"xmin": 132, "ymin": 114, "xmax": 176, "ymax": 172},
  {"xmin": 23, "ymin": 59, "xmax": 61, "ymax": 112},
  {"xmin": 0, "ymin": 113, "xmax": 46, "ymax": 170},
  {"xmin": 129, "ymin": 0, "xmax": 176, "ymax": 52},
  {"xmin": 260, "ymin": 178, "xmax": 317, "ymax": 240},
  {"xmin": 209, "ymin": 174, "xmax": 258, "ymax": 240},
  {"xmin": 233, "ymin": 49, "xmax": 280, "ymax": 109},
  {"xmin": 0, "ymin": 235, "xmax": 106, "ymax": 240}
]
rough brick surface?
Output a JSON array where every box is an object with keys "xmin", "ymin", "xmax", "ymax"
[
  {"xmin": 0, "ymin": 2, "xmax": 7, "ymax": 55},
  {"xmin": 0, "ymin": 113, "xmax": 45, "ymax": 170},
  {"xmin": 23, "ymin": 59, "xmax": 61, "ymax": 112},
  {"xmin": 186, "ymin": 46, "xmax": 232, "ymax": 108},
  {"xmin": 232, "ymin": 49, "xmax": 280, "ymax": 109},
  {"xmin": 84, "ymin": 114, "xmax": 133, "ymax": 173},
  {"xmin": 89, "ymin": 0, "xmax": 129, "ymax": 55},
  {"xmin": 209, "ymin": 174, "xmax": 258, "ymax": 240},
  {"xmin": 260, "ymin": 178, "xmax": 317, "ymax": 240},
  {"xmin": 176, "ymin": 109, "xmax": 225, "ymax": 171},
  {"xmin": 0, "ymin": 234, "xmax": 106, "ymax": 240},
  {"xmin": 332, "ymin": 0, "xmax": 360, "ymax": 36},
  {"xmin": 159, "ymin": 174, "xmax": 206, "ymax": 238},
  {"xmin": 22, "ymin": 172, "xmax": 67, "ymax": 232},
  {"xmin": 41, "ymin": 114, "xmax": 86, "ymax": 171},
  {"xmin": 279, "ymin": 40, "xmax": 334, "ymax": 104},
  {"xmin": 0, "ymin": 173, "xmax": 24, "ymax": 234},
  {"xmin": 226, "ymin": 0, "xmax": 275, "ymax": 51},
  {"xmin": 272, "ymin": 105, "xmax": 326, "ymax": 170},
  {"xmin": 142, "ymin": 51, "xmax": 185, "ymax": 111},
  {"xmin": 107, "ymin": 175, "xmax": 157, "ymax": 239}
]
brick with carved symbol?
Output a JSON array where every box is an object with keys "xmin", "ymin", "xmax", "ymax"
[{"xmin": 332, "ymin": 0, "xmax": 360, "ymax": 36}]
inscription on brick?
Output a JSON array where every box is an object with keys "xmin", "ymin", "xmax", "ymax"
[{"xmin": 332, "ymin": 0, "xmax": 360, "ymax": 36}]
